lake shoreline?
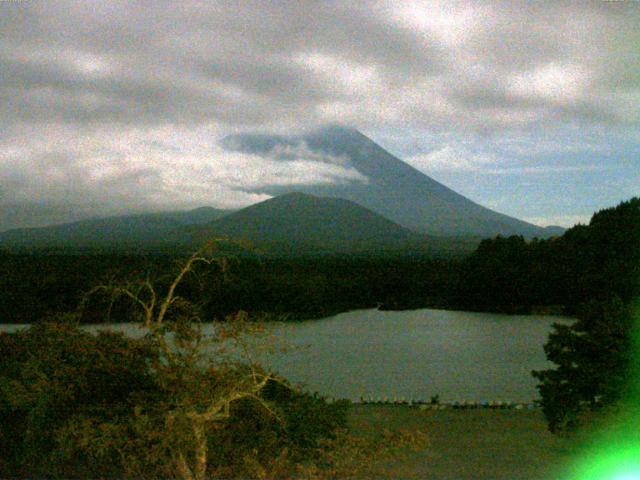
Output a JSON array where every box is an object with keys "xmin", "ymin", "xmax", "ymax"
[{"xmin": 0, "ymin": 303, "xmax": 572, "ymax": 325}]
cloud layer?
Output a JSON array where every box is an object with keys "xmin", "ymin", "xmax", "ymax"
[
  {"xmin": 3, "ymin": 1, "xmax": 637, "ymax": 130},
  {"xmin": 0, "ymin": 0, "xmax": 638, "ymax": 229}
]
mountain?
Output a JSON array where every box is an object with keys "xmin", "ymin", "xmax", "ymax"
[
  {"xmin": 186, "ymin": 192, "xmax": 421, "ymax": 251},
  {"xmin": 0, "ymin": 203, "xmax": 94, "ymax": 232},
  {"xmin": 222, "ymin": 125, "xmax": 562, "ymax": 238},
  {"xmin": 177, "ymin": 192, "xmax": 480, "ymax": 258},
  {"xmin": 0, "ymin": 207, "xmax": 230, "ymax": 249},
  {"xmin": 1, "ymin": 125, "xmax": 564, "ymax": 251},
  {"xmin": 542, "ymin": 225, "xmax": 567, "ymax": 237},
  {"xmin": 0, "ymin": 193, "xmax": 479, "ymax": 256},
  {"xmin": 187, "ymin": 192, "xmax": 480, "ymax": 256}
]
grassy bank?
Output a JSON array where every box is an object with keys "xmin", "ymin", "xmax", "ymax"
[{"xmin": 348, "ymin": 404, "xmax": 589, "ymax": 479}]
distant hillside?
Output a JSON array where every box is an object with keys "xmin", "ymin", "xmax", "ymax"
[
  {"xmin": 223, "ymin": 125, "xmax": 563, "ymax": 238},
  {"xmin": 0, "ymin": 194, "xmax": 479, "ymax": 257},
  {"xmin": 186, "ymin": 192, "xmax": 423, "ymax": 251},
  {"xmin": 0, "ymin": 207, "xmax": 230, "ymax": 249},
  {"xmin": 542, "ymin": 225, "xmax": 566, "ymax": 237},
  {"xmin": 0, "ymin": 203, "xmax": 93, "ymax": 232}
]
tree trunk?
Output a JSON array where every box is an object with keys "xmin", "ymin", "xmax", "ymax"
[
  {"xmin": 176, "ymin": 451, "xmax": 194, "ymax": 480},
  {"xmin": 194, "ymin": 422, "xmax": 208, "ymax": 480}
]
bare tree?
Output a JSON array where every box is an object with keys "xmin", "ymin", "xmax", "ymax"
[{"xmin": 83, "ymin": 245, "xmax": 280, "ymax": 480}]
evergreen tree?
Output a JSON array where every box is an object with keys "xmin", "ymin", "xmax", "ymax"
[{"xmin": 532, "ymin": 297, "xmax": 634, "ymax": 432}]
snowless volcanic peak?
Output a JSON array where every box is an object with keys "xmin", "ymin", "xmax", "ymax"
[{"xmin": 222, "ymin": 125, "xmax": 553, "ymax": 238}]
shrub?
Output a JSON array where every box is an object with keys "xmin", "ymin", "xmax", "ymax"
[
  {"xmin": 0, "ymin": 319, "xmax": 158, "ymax": 478},
  {"xmin": 0, "ymin": 319, "xmax": 351, "ymax": 479}
]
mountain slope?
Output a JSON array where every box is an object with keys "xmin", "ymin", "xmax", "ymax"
[
  {"xmin": 188, "ymin": 192, "xmax": 419, "ymax": 249},
  {"xmin": 222, "ymin": 125, "xmax": 561, "ymax": 238},
  {"xmin": 0, "ymin": 207, "xmax": 230, "ymax": 249}
]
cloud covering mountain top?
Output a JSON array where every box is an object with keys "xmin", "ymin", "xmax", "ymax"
[{"xmin": 1, "ymin": 1, "xmax": 638, "ymax": 229}]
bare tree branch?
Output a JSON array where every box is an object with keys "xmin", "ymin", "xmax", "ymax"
[{"xmin": 80, "ymin": 243, "xmax": 291, "ymax": 480}]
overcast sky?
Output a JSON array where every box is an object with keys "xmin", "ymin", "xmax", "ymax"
[{"xmin": 1, "ymin": 0, "xmax": 639, "ymax": 230}]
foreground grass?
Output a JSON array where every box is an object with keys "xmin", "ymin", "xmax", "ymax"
[{"xmin": 348, "ymin": 404, "xmax": 589, "ymax": 480}]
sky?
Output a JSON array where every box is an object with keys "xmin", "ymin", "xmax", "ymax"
[{"xmin": 1, "ymin": 0, "xmax": 639, "ymax": 230}]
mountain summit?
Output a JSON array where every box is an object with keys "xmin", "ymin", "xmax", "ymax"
[
  {"xmin": 222, "ymin": 125, "xmax": 557, "ymax": 238},
  {"xmin": 189, "ymin": 192, "xmax": 418, "ymax": 249}
]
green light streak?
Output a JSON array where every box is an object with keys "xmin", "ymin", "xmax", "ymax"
[
  {"xmin": 570, "ymin": 443, "xmax": 640, "ymax": 480},
  {"xmin": 566, "ymin": 300, "xmax": 640, "ymax": 480}
]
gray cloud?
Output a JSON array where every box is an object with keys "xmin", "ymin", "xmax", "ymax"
[
  {"xmin": 2, "ymin": 1, "xmax": 636, "ymax": 130},
  {"xmin": 0, "ymin": 123, "xmax": 367, "ymax": 229},
  {"xmin": 0, "ymin": 0, "xmax": 638, "ymax": 229}
]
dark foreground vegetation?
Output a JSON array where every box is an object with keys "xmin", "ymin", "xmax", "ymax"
[
  {"xmin": 0, "ymin": 197, "xmax": 637, "ymax": 477},
  {"xmin": 0, "ymin": 321, "xmax": 353, "ymax": 478}
]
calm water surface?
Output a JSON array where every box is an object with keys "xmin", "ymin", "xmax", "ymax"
[{"xmin": 2, "ymin": 309, "xmax": 571, "ymax": 403}]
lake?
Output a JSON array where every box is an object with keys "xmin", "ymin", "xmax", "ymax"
[{"xmin": 1, "ymin": 308, "xmax": 570, "ymax": 403}]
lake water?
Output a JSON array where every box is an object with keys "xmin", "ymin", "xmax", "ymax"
[{"xmin": 1, "ymin": 308, "xmax": 570, "ymax": 403}]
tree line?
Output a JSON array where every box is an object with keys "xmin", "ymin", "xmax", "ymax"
[
  {"xmin": 1, "ymin": 199, "xmax": 637, "ymax": 325},
  {"xmin": 0, "ymin": 252, "xmax": 461, "ymax": 324},
  {"xmin": 455, "ymin": 198, "xmax": 639, "ymax": 314}
]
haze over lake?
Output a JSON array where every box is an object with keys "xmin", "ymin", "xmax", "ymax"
[{"xmin": 2, "ymin": 308, "xmax": 569, "ymax": 403}]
